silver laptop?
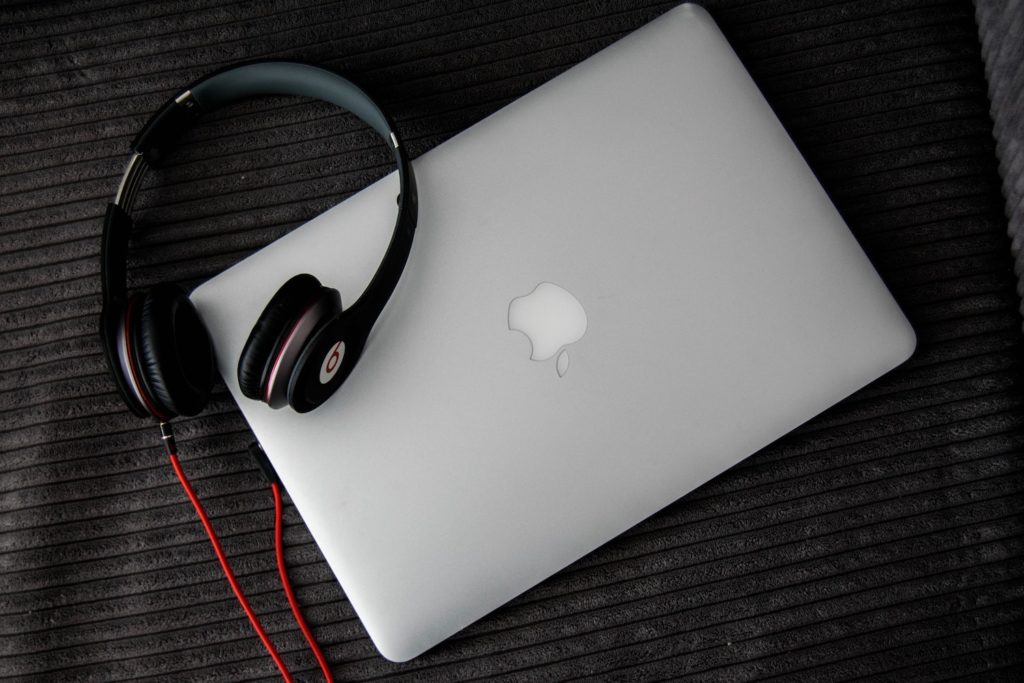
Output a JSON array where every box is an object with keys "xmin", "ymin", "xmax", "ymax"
[{"xmin": 191, "ymin": 3, "xmax": 916, "ymax": 661}]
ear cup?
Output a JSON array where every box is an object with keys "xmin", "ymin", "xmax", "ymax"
[
  {"xmin": 237, "ymin": 274, "xmax": 340, "ymax": 402},
  {"xmin": 286, "ymin": 314, "xmax": 369, "ymax": 413},
  {"xmin": 130, "ymin": 283, "xmax": 215, "ymax": 418}
]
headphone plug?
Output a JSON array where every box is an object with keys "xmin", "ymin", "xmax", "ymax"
[
  {"xmin": 248, "ymin": 441, "xmax": 281, "ymax": 487},
  {"xmin": 159, "ymin": 422, "xmax": 177, "ymax": 456}
]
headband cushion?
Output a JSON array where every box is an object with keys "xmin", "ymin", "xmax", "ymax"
[
  {"xmin": 133, "ymin": 283, "xmax": 215, "ymax": 418},
  {"xmin": 190, "ymin": 62, "xmax": 393, "ymax": 139},
  {"xmin": 237, "ymin": 274, "xmax": 329, "ymax": 401}
]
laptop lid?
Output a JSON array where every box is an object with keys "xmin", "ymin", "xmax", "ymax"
[{"xmin": 191, "ymin": 3, "xmax": 915, "ymax": 661}]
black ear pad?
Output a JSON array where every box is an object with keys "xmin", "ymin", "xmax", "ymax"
[
  {"xmin": 100, "ymin": 305, "xmax": 149, "ymax": 418},
  {"xmin": 130, "ymin": 283, "xmax": 215, "ymax": 418},
  {"xmin": 237, "ymin": 274, "xmax": 334, "ymax": 401}
]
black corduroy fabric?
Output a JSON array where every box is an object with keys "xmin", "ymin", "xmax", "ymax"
[
  {"xmin": 2, "ymin": 1, "xmax": 1023, "ymax": 681},
  {"xmin": 974, "ymin": 0, "xmax": 1024, "ymax": 330}
]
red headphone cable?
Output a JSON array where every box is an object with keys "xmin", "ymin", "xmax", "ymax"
[
  {"xmin": 162, "ymin": 423, "xmax": 334, "ymax": 682},
  {"xmin": 273, "ymin": 482, "xmax": 334, "ymax": 681}
]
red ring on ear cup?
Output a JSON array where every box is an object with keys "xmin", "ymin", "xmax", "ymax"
[
  {"xmin": 286, "ymin": 313, "xmax": 367, "ymax": 413},
  {"xmin": 263, "ymin": 296, "xmax": 330, "ymax": 405},
  {"xmin": 237, "ymin": 274, "xmax": 342, "ymax": 405},
  {"xmin": 122, "ymin": 294, "xmax": 172, "ymax": 421},
  {"xmin": 131, "ymin": 284, "xmax": 215, "ymax": 418},
  {"xmin": 120, "ymin": 285, "xmax": 215, "ymax": 421}
]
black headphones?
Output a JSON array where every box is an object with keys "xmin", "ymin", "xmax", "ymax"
[{"xmin": 100, "ymin": 61, "xmax": 418, "ymax": 418}]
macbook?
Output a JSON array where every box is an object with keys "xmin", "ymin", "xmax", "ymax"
[{"xmin": 191, "ymin": 4, "xmax": 916, "ymax": 661}]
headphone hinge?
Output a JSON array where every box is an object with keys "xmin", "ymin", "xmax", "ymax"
[{"xmin": 131, "ymin": 90, "xmax": 203, "ymax": 166}]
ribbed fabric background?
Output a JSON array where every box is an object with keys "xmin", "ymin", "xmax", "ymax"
[
  {"xmin": 2, "ymin": 0, "xmax": 1023, "ymax": 680},
  {"xmin": 974, "ymin": 0, "xmax": 1024, "ymax": 331}
]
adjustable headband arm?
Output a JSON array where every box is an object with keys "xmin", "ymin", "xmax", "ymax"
[
  {"xmin": 346, "ymin": 145, "xmax": 419, "ymax": 331},
  {"xmin": 101, "ymin": 203, "xmax": 134, "ymax": 307}
]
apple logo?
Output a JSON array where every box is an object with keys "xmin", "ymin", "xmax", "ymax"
[{"xmin": 508, "ymin": 282, "xmax": 588, "ymax": 377}]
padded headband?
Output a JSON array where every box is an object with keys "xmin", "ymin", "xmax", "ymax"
[
  {"xmin": 134, "ymin": 62, "xmax": 395, "ymax": 164},
  {"xmin": 102, "ymin": 60, "xmax": 417, "ymax": 331}
]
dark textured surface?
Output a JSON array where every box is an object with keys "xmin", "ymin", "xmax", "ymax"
[
  {"xmin": 974, "ymin": 0, "xmax": 1024, "ymax": 330},
  {"xmin": 2, "ymin": 1, "xmax": 1023, "ymax": 680}
]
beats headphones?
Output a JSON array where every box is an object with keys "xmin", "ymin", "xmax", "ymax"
[{"xmin": 100, "ymin": 61, "xmax": 418, "ymax": 418}]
